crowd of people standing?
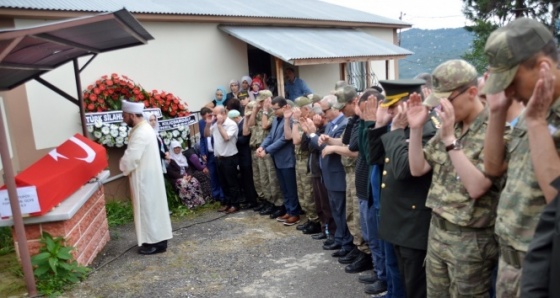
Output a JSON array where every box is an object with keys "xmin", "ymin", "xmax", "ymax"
[{"xmin": 120, "ymin": 18, "xmax": 560, "ymax": 297}]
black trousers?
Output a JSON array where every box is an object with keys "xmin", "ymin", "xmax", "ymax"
[
  {"xmin": 216, "ymin": 154, "xmax": 241, "ymax": 207},
  {"xmin": 239, "ymin": 163, "xmax": 257, "ymax": 204},
  {"xmin": 394, "ymin": 245, "xmax": 427, "ymax": 298}
]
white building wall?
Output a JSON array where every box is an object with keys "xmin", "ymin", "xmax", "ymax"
[
  {"xmin": 359, "ymin": 27, "xmax": 402, "ymax": 80},
  {"xmin": 14, "ymin": 19, "xmax": 248, "ymax": 149},
  {"xmin": 298, "ymin": 64, "xmax": 341, "ymax": 98}
]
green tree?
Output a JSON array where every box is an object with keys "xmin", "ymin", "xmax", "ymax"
[{"xmin": 461, "ymin": 0, "xmax": 558, "ymax": 73}]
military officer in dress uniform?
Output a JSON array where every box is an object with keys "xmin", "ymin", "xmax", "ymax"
[{"xmin": 368, "ymin": 79, "xmax": 438, "ymax": 297}]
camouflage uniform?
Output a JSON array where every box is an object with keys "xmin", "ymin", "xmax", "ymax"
[
  {"xmin": 341, "ymin": 123, "xmax": 366, "ymax": 253},
  {"xmin": 251, "ymin": 109, "xmax": 282, "ymax": 206},
  {"xmin": 494, "ymin": 99, "xmax": 560, "ymax": 297},
  {"xmin": 250, "ymin": 122, "xmax": 263, "ymax": 199},
  {"xmin": 294, "ymin": 124, "xmax": 316, "ymax": 221},
  {"xmin": 423, "ymin": 108, "xmax": 502, "ymax": 297}
]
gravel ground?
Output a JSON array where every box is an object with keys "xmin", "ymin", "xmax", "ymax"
[{"xmin": 66, "ymin": 208, "xmax": 376, "ymax": 298}]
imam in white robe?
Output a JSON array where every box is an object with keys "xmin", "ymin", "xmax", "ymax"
[{"xmin": 120, "ymin": 120, "xmax": 173, "ymax": 246}]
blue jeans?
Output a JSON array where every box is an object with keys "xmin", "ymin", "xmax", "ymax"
[
  {"xmin": 359, "ymin": 199, "xmax": 386, "ymax": 281},
  {"xmin": 206, "ymin": 153, "xmax": 223, "ymax": 201},
  {"xmin": 384, "ymin": 240, "xmax": 406, "ymax": 298},
  {"xmin": 275, "ymin": 167, "xmax": 300, "ymax": 216},
  {"xmin": 328, "ymin": 190, "xmax": 353, "ymax": 251}
]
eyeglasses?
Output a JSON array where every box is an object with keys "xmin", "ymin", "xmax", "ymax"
[
  {"xmin": 322, "ymin": 107, "xmax": 331, "ymax": 113},
  {"xmin": 447, "ymin": 86, "xmax": 471, "ymax": 102},
  {"xmin": 272, "ymin": 106, "xmax": 282, "ymax": 111}
]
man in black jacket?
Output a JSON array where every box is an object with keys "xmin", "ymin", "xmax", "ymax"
[{"xmin": 368, "ymin": 79, "xmax": 437, "ymax": 298}]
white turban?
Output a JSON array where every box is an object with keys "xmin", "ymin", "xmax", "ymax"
[{"xmin": 122, "ymin": 100, "xmax": 144, "ymax": 114}]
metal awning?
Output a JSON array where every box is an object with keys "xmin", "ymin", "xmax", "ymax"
[
  {"xmin": 220, "ymin": 26, "xmax": 413, "ymax": 66},
  {"xmin": 0, "ymin": 9, "xmax": 154, "ymax": 296},
  {"xmin": 0, "ymin": 8, "xmax": 153, "ymax": 91}
]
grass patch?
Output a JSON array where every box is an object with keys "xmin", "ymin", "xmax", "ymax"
[
  {"xmin": 105, "ymin": 200, "xmax": 134, "ymax": 227},
  {"xmin": 0, "ymin": 226, "xmax": 15, "ymax": 256},
  {"xmin": 0, "ymin": 253, "xmax": 26, "ymax": 296}
]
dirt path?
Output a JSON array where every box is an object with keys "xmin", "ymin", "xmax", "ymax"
[{"xmin": 67, "ymin": 209, "xmax": 372, "ymax": 297}]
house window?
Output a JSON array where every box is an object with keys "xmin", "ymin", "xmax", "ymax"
[{"xmin": 346, "ymin": 61, "xmax": 379, "ymax": 92}]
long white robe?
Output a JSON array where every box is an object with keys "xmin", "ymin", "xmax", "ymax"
[{"xmin": 120, "ymin": 120, "xmax": 173, "ymax": 246}]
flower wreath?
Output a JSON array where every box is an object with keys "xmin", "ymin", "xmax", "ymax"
[{"xmin": 83, "ymin": 73, "xmax": 191, "ymax": 147}]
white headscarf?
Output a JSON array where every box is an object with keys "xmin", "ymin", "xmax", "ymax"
[
  {"xmin": 170, "ymin": 140, "xmax": 188, "ymax": 168},
  {"xmin": 241, "ymin": 75, "xmax": 252, "ymax": 87},
  {"xmin": 143, "ymin": 112, "xmax": 159, "ymax": 133}
]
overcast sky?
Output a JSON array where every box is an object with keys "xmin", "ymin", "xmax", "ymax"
[{"xmin": 322, "ymin": 0, "xmax": 469, "ymax": 29}]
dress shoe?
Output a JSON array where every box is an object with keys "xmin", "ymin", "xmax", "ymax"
[
  {"xmin": 364, "ymin": 280, "xmax": 387, "ymax": 296},
  {"xmin": 323, "ymin": 235, "xmax": 335, "ymax": 246},
  {"xmin": 338, "ymin": 247, "xmax": 361, "ymax": 264},
  {"xmin": 322, "ymin": 241, "xmax": 341, "ymax": 251},
  {"xmin": 312, "ymin": 233, "xmax": 327, "ymax": 240},
  {"xmin": 241, "ymin": 202, "xmax": 258, "ymax": 210},
  {"xmin": 283, "ymin": 215, "xmax": 300, "ymax": 226},
  {"xmin": 276, "ymin": 213, "xmax": 290, "ymax": 222},
  {"xmin": 331, "ymin": 247, "xmax": 352, "ymax": 258},
  {"xmin": 138, "ymin": 246, "xmax": 166, "ymax": 255},
  {"xmin": 345, "ymin": 252, "xmax": 373, "ymax": 274},
  {"xmin": 225, "ymin": 206, "xmax": 239, "ymax": 214},
  {"xmin": 259, "ymin": 205, "xmax": 274, "ymax": 216},
  {"xmin": 217, "ymin": 205, "xmax": 230, "ymax": 212},
  {"xmin": 269, "ymin": 206, "xmax": 286, "ymax": 219},
  {"xmin": 302, "ymin": 221, "xmax": 322, "ymax": 235},
  {"xmin": 358, "ymin": 272, "xmax": 378, "ymax": 284},
  {"xmin": 296, "ymin": 220, "xmax": 311, "ymax": 231},
  {"xmin": 253, "ymin": 202, "xmax": 267, "ymax": 212}
]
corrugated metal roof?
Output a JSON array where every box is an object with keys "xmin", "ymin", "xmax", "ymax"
[
  {"xmin": 220, "ymin": 26, "xmax": 413, "ymax": 65},
  {"xmin": 0, "ymin": 9, "xmax": 153, "ymax": 91},
  {"xmin": 0, "ymin": 0, "xmax": 411, "ymax": 27}
]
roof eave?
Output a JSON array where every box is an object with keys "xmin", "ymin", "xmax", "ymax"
[
  {"xmin": 290, "ymin": 55, "xmax": 412, "ymax": 66},
  {"xmin": 0, "ymin": 9, "xmax": 412, "ymax": 29}
]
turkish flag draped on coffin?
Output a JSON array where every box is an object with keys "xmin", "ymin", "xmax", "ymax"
[{"xmin": 6, "ymin": 134, "xmax": 107, "ymax": 216}]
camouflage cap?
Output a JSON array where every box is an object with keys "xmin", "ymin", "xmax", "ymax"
[
  {"xmin": 333, "ymin": 85, "xmax": 357, "ymax": 109},
  {"xmin": 483, "ymin": 18, "xmax": 553, "ymax": 95},
  {"xmin": 423, "ymin": 59, "xmax": 478, "ymax": 108},
  {"xmin": 256, "ymin": 90, "xmax": 272, "ymax": 102},
  {"xmin": 294, "ymin": 96, "xmax": 312, "ymax": 107},
  {"xmin": 334, "ymin": 80, "xmax": 348, "ymax": 90},
  {"xmin": 245, "ymin": 101, "xmax": 255, "ymax": 116},
  {"xmin": 286, "ymin": 99, "xmax": 295, "ymax": 107},
  {"xmin": 307, "ymin": 93, "xmax": 322, "ymax": 103}
]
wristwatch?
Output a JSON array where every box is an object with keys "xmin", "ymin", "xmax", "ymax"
[{"xmin": 445, "ymin": 139, "xmax": 463, "ymax": 152}]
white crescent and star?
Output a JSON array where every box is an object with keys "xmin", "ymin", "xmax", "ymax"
[{"xmin": 48, "ymin": 137, "xmax": 96, "ymax": 163}]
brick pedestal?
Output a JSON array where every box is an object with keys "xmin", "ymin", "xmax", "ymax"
[{"xmin": 12, "ymin": 187, "xmax": 110, "ymax": 266}]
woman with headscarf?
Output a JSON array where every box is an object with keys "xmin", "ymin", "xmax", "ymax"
[
  {"xmin": 167, "ymin": 140, "xmax": 210, "ymax": 208},
  {"xmin": 205, "ymin": 86, "xmax": 229, "ymax": 108},
  {"xmin": 241, "ymin": 75, "xmax": 256, "ymax": 101},
  {"xmin": 144, "ymin": 112, "xmax": 168, "ymax": 174},
  {"xmin": 225, "ymin": 79, "xmax": 240, "ymax": 102}
]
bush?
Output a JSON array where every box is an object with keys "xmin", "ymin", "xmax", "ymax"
[{"xmin": 31, "ymin": 232, "xmax": 90, "ymax": 296}]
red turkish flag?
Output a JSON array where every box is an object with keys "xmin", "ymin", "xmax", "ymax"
[{"xmin": 4, "ymin": 134, "xmax": 107, "ymax": 216}]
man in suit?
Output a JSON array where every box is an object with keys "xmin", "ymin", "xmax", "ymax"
[
  {"xmin": 309, "ymin": 94, "xmax": 354, "ymax": 257},
  {"xmin": 257, "ymin": 96, "xmax": 301, "ymax": 226},
  {"xmin": 368, "ymin": 79, "xmax": 437, "ymax": 297},
  {"xmin": 198, "ymin": 107, "xmax": 224, "ymax": 203}
]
